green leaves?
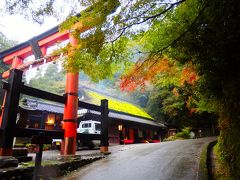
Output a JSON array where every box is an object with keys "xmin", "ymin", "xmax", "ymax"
[
  {"xmin": 28, "ymin": 63, "xmax": 66, "ymax": 95},
  {"xmin": 0, "ymin": 32, "xmax": 17, "ymax": 52}
]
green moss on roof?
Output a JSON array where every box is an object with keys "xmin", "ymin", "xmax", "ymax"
[{"xmin": 86, "ymin": 91, "xmax": 153, "ymax": 120}]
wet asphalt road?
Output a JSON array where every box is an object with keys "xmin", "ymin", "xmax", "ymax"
[{"xmin": 59, "ymin": 137, "xmax": 216, "ymax": 180}]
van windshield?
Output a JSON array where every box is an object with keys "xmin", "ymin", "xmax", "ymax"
[
  {"xmin": 82, "ymin": 123, "xmax": 92, "ymax": 128},
  {"xmin": 95, "ymin": 123, "xmax": 101, "ymax": 131}
]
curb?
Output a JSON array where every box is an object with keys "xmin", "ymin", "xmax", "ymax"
[
  {"xmin": 0, "ymin": 155, "xmax": 104, "ymax": 179},
  {"xmin": 207, "ymin": 140, "xmax": 217, "ymax": 180},
  {"xmin": 198, "ymin": 139, "xmax": 217, "ymax": 180}
]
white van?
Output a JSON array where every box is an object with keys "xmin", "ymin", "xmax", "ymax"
[
  {"xmin": 52, "ymin": 120, "xmax": 101, "ymax": 149},
  {"xmin": 77, "ymin": 120, "xmax": 101, "ymax": 134},
  {"xmin": 77, "ymin": 120, "xmax": 101, "ymax": 149}
]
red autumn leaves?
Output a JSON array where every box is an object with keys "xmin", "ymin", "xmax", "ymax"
[{"xmin": 119, "ymin": 57, "xmax": 198, "ymax": 92}]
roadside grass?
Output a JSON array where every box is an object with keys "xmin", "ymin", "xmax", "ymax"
[
  {"xmin": 213, "ymin": 145, "xmax": 232, "ymax": 180},
  {"xmin": 163, "ymin": 135, "xmax": 184, "ymax": 141},
  {"xmin": 19, "ymin": 160, "xmax": 60, "ymax": 168},
  {"xmin": 198, "ymin": 143, "xmax": 208, "ymax": 180},
  {"xmin": 198, "ymin": 140, "xmax": 217, "ymax": 180}
]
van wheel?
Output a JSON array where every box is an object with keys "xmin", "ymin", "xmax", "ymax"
[
  {"xmin": 88, "ymin": 141, "xmax": 95, "ymax": 149},
  {"xmin": 77, "ymin": 140, "xmax": 82, "ymax": 148}
]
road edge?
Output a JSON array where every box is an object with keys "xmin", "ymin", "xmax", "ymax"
[
  {"xmin": 197, "ymin": 139, "xmax": 217, "ymax": 180},
  {"xmin": 0, "ymin": 155, "xmax": 104, "ymax": 179}
]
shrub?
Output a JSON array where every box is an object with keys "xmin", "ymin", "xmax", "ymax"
[
  {"xmin": 164, "ymin": 127, "xmax": 192, "ymax": 141},
  {"xmin": 175, "ymin": 127, "xmax": 191, "ymax": 139},
  {"xmin": 163, "ymin": 135, "xmax": 179, "ymax": 141}
]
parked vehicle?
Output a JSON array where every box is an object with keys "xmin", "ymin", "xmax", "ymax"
[
  {"xmin": 77, "ymin": 120, "xmax": 101, "ymax": 149},
  {"xmin": 77, "ymin": 120, "xmax": 101, "ymax": 134},
  {"xmin": 52, "ymin": 120, "xmax": 101, "ymax": 149}
]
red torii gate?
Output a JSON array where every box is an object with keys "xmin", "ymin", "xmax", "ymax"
[
  {"xmin": 1, "ymin": 25, "xmax": 69, "ymax": 78},
  {"xmin": 0, "ymin": 25, "xmax": 83, "ymax": 156}
]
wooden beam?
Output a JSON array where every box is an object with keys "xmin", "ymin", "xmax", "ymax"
[
  {"xmin": 3, "ymin": 81, "xmax": 65, "ymax": 104},
  {"xmin": 78, "ymin": 100, "xmax": 102, "ymax": 112},
  {"xmin": 3, "ymin": 46, "xmax": 32, "ymax": 64},
  {"xmin": 20, "ymin": 84, "xmax": 66, "ymax": 104},
  {"xmin": 38, "ymin": 31, "xmax": 69, "ymax": 47},
  {"xmin": 2, "ymin": 82, "xmax": 104, "ymax": 112},
  {"xmin": 3, "ymin": 31, "xmax": 69, "ymax": 64},
  {"xmin": 15, "ymin": 127, "xmax": 64, "ymax": 139}
]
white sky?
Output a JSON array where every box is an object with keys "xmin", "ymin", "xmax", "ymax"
[
  {"xmin": 0, "ymin": 0, "xmax": 82, "ymax": 43},
  {"xmin": 0, "ymin": 0, "xmax": 71, "ymax": 82},
  {"xmin": 0, "ymin": 12, "xmax": 63, "ymax": 83},
  {"xmin": 0, "ymin": 14, "xmax": 59, "ymax": 43},
  {"xmin": 0, "ymin": 0, "xmax": 84, "ymax": 43}
]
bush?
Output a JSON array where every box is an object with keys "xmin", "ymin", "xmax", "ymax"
[
  {"xmin": 164, "ymin": 127, "xmax": 192, "ymax": 141},
  {"xmin": 175, "ymin": 127, "xmax": 191, "ymax": 139},
  {"xmin": 164, "ymin": 135, "xmax": 181, "ymax": 141}
]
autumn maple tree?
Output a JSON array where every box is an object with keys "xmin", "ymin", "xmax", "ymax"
[{"xmin": 2, "ymin": 0, "xmax": 240, "ymax": 178}]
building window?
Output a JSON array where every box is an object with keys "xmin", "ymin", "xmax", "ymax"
[
  {"xmin": 54, "ymin": 114, "xmax": 63, "ymax": 130},
  {"xmin": 46, "ymin": 114, "xmax": 55, "ymax": 125},
  {"xmin": 30, "ymin": 122, "xmax": 39, "ymax": 128},
  {"xmin": 34, "ymin": 123, "xmax": 39, "ymax": 128},
  {"xmin": 150, "ymin": 131, "xmax": 154, "ymax": 138},
  {"xmin": 138, "ymin": 129, "xmax": 143, "ymax": 138}
]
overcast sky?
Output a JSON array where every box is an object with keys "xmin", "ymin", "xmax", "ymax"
[
  {"xmin": 0, "ymin": 14, "xmax": 59, "ymax": 43},
  {"xmin": 0, "ymin": 10, "xmax": 62, "ymax": 82},
  {"xmin": 0, "ymin": 0, "xmax": 85, "ymax": 44}
]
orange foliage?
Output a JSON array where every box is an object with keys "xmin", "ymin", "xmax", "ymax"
[
  {"xmin": 186, "ymin": 96, "xmax": 198, "ymax": 114},
  {"xmin": 120, "ymin": 56, "xmax": 199, "ymax": 92},
  {"xmin": 186, "ymin": 96, "xmax": 191, "ymax": 108},
  {"xmin": 120, "ymin": 57, "xmax": 171, "ymax": 92},
  {"xmin": 172, "ymin": 87, "xmax": 179, "ymax": 97},
  {"xmin": 180, "ymin": 63, "xmax": 198, "ymax": 85}
]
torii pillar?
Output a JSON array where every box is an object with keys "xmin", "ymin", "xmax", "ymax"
[
  {"xmin": 61, "ymin": 36, "xmax": 79, "ymax": 155},
  {"xmin": 0, "ymin": 56, "xmax": 23, "ymax": 156},
  {"xmin": 0, "ymin": 56, "xmax": 23, "ymax": 128}
]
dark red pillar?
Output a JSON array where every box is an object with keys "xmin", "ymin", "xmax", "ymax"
[{"xmin": 61, "ymin": 36, "xmax": 79, "ymax": 155}]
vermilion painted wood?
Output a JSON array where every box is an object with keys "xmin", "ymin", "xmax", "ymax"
[
  {"xmin": 3, "ymin": 46, "xmax": 32, "ymax": 64},
  {"xmin": 61, "ymin": 35, "xmax": 79, "ymax": 155},
  {"xmin": 37, "ymin": 31, "xmax": 68, "ymax": 48},
  {"xmin": 3, "ymin": 31, "xmax": 69, "ymax": 65}
]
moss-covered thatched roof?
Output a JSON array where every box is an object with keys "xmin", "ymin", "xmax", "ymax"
[{"xmin": 85, "ymin": 90, "xmax": 153, "ymax": 120}]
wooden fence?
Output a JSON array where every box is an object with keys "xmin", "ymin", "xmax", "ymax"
[{"xmin": 0, "ymin": 68, "xmax": 109, "ymax": 152}]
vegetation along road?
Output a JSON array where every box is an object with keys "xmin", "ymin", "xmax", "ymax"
[{"xmin": 59, "ymin": 137, "xmax": 216, "ymax": 180}]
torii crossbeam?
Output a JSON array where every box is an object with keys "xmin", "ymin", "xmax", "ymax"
[{"xmin": 0, "ymin": 25, "xmax": 69, "ymax": 78}]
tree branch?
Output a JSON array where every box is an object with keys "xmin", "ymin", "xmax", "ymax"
[
  {"xmin": 143, "ymin": 1, "xmax": 209, "ymax": 55},
  {"xmin": 118, "ymin": 0, "xmax": 186, "ymax": 31}
]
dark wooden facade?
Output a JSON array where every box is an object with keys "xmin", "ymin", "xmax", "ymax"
[
  {"xmin": 19, "ymin": 99, "xmax": 166, "ymax": 145},
  {"xmin": 80, "ymin": 110, "xmax": 166, "ymax": 144}
]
